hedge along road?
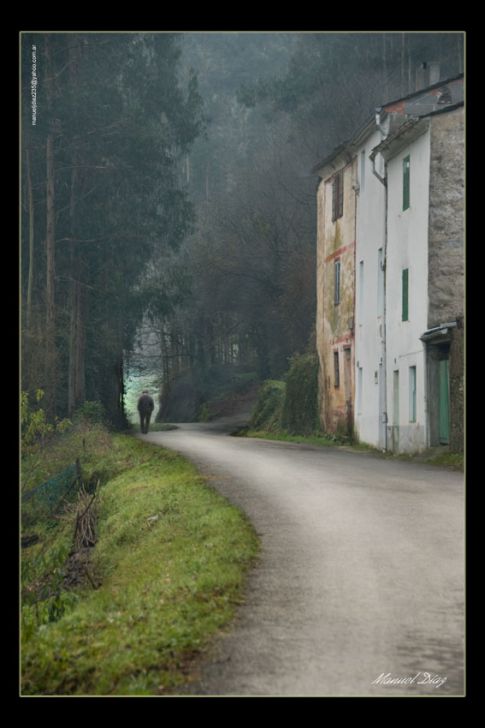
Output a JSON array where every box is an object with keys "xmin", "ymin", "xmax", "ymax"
[{"xmin": 141, "ymin": 417, "xmax": 464, "ymax": 697}]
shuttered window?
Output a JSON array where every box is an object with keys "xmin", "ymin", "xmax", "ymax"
[
  {"xmin": 332, "ymin": 170, "xmax": 344, "ymax": 221},
  {"xmin": 334, "ymin": 259, "xmax": 341, "ymax": 305},
  {"xmin": 403, "ymin": 155, "xmax": 410, "ymax": 211},
  {"xmin": 402, "ymin": 268, "xmax": 409, "ymax": 321},
  {"xmin": 334, "ymin": 351, "xmax": 340, "ymax": 388}
]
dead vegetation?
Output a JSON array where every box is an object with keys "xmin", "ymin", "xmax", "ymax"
[{"xmin": 60, "ymin": 483, "xmax": 101, "ymax": 589}]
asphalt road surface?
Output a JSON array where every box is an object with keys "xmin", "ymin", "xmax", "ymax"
[{"xmin": 142, "ymin": 417, "xmax": 464, "ymax": 697}]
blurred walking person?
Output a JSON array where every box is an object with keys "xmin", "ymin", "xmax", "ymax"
[{"xmin": 137, "ymin": 390, "xmax": 155, "ymax": 434}]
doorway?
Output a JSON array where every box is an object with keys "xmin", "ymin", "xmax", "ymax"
[
  {"xmin": 439, "ymin": 357, "xmax": 450, "ymax": 444},
  {"xmin": 343, "ymin": 347, "xmax": 353, "ymax": 436}
]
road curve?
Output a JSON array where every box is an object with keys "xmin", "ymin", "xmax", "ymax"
[{"xmin": 141, "ymin": 418, "xmax": 464, "ymax": 697}]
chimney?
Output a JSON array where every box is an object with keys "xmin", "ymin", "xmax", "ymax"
[
  {"xmin": 415, "ymin": 62, "xmax": 428, "ymax": 91},
  {"xmin": 415, "ymin": 61, "xmax": 441, "ymax": 91},
  {"xmin": 428, "ymin": 61, "xmax": 441, "ymax": 85}
]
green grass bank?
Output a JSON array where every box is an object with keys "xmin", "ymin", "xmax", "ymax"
[{"xmin": 21, "ymin": 423, "xmax": 259, "ymax": 695}]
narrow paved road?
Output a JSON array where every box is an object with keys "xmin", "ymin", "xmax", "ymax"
[{"xmin": 142, "ymin": 418, "xmax": 464, "ymax": 697}]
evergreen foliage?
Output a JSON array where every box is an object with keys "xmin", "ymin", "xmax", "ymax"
[
  {"xmin": 281, "ymin": 353, "xmax": 319, "ymax": 435},
  {"xmin": 21, "ymin": 33, "xmax": 204, "ymax": 425}
]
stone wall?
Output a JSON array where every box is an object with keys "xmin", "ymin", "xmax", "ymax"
[
  {"xmin": 428, "ymin": 107, "xmax": 464, "ymax": 327},
  {"xmin": 428, "ymin": 107, "xmax": 464, "ymax": 453}
]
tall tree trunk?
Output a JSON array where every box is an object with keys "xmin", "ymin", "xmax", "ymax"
[
  {"xmin": 118, "ymin": 356, "xmax": 125, "ymax": 415},
  {"xmin": 25, "ymin": 148, "xmax": 35, "ymax": 334},
  {"xmin": 67, "ymin": 37, "xmax": 86, "ymax": 417},
  {"xmin": 44, "ymin": 36, "xmax": 57, "ymax": 417},
  {"xmin": 46, "ymin": 133, "xmax": 55, "ymax": 336},
  {"xmin": 68, "ymin": 261, "xmax": 87, "ymax": 415}
]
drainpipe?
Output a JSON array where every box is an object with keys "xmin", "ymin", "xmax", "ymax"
[{"xmin": 371, "ymin": 147, "xmax": 388, "ymax": 452}]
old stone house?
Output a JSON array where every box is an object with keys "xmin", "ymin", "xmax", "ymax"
[
  {"xmin": 314, "ymin": 147, "xmax": 357, "ymax": 437},
  {"xmin": 314, "ymin": 73, "xmax": 464, "ymax": 453}
]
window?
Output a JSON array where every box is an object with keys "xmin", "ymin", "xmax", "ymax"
[
  {"xmin": 332, "ymin": 169, "xmax": 344, "ymax": 221},
  {"xmin": 403, "ymin": 155, "xmax": 410, "ymax": 211},
  {"xmin": 377, "ymin": 248, "xmax": 384, "ymax": 317},
  {"xmin": 402, "ymin": 268, "xmax": 409, "ymax": 321},
  {"xmin": 360, "ymin": 150, "xmax": 366, "ymax": 192},
  {"xmin": 409, "ymin": 366, "xmax": 417, "ymax": 423},
  {"xmin": 334, "ymin": 259, "xmax": 341, "ymax": 305},
  {"xmin": 334, "ymin": 351, "xmax": 340, "ymax": 388}
]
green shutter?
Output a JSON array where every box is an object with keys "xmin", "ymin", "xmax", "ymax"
[
  {"xmin": 403, "ymin": 155, "xmax": 410, "ymax": 211},
  {"xmin": 402, "ymin": 268, "xmax": 409, "ymax": 321}
]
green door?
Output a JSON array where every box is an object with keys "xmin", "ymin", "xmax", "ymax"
[{"xmin": 439, "ymin": 359, "xmax": 450, "ymax": 444}]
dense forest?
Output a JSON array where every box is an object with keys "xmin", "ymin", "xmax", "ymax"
[{"xmin": 21, "ymin": 32, "xmax": 464, "ymax": 426}]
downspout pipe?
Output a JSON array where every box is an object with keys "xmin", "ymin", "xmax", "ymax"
[{"xmin": 370, "ymin": 146, "xmax": 388, "ymax": 452}]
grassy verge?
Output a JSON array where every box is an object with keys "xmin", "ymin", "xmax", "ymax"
[
  {"xmin": 239, "ymin": 429, "xmax": 463, "ymax": 470},
  {"xmin": 391, "ymin": 449, "xmax": 464, "ymax": 470},
  {"xmin": 240, "ymin": 429, "xmax": 342, "ymax": 448},
  {"xmin": 21, "ymin": 424, "xmax": 259, "ymax": 695}
]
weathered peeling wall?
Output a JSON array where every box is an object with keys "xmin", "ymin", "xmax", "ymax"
[
  {"xmin": 316, "ymin": 160, "xmax": 356, "ymax": 434},
  {"xmin": 316, "ymin": 179, "xmax": 327, "ymax": 429},
  {"xmin": 428, "ymin": 107, "xmax": 464, "ymax": 327}
]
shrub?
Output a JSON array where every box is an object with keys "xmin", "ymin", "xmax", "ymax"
[
  {"xmin": 21, "ymin": 390, "xmax": 72, "ymax": 452},
  {"xmin": 281, "ymin": 353, "xmax": 319, "ymax": 435},
  {"xmin": 74, "ymin": 400, "xmax": 107, "ymax": 425},
  {"xmin": 250, "ymin": 380, "xmax": 286, "ymax": 432}
]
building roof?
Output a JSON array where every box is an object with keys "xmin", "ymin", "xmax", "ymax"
[
  {"xmin": 377, "ymin": 73, "xmax": 463, "ymax": 114},
  {"xmin": 380, "ymin": 75, "xmax": 463, "ymax": 120},
  {"xmin": 368, "ymin": 117, "xmax": 428, "ymax": 162},
  {"xmin": 311, "ymin": 141, "xmax": 350, "ymax": 176},
  {"xmin": 311, "ymin": 116, "xmax": 378, "ymax": 176},
  {"xmin": 312, "ymin": 73, "xmax": 464, "ymax": 177}
]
